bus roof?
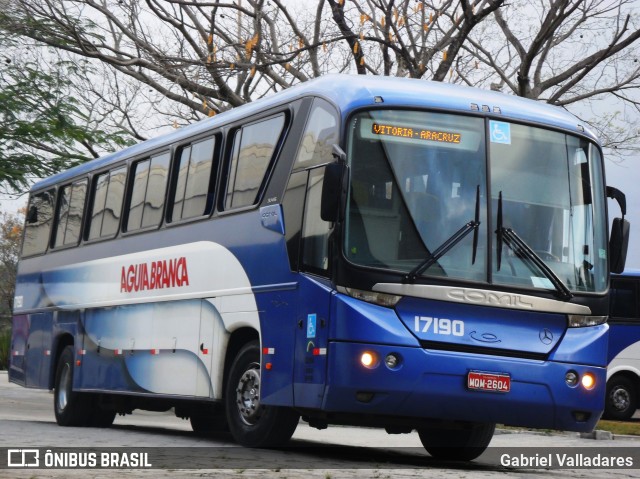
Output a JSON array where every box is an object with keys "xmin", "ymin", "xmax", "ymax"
[{"xmin": 32, "ymin": 74, "xmax": 597, "ymax": 191}]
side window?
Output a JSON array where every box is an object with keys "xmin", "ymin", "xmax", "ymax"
[
  {"xmin": 127, "ymin": 152, "xmax": 170, "ymax": 231},
  {"xmin": 224, "ymin": 114, "xmax": 285, "ymax": 210},
  {"xmin": 610, "ymin": 279, "xmax": 638, "ymax": 319},
  {"xmin": 283, "ymin": 100, "xmax": 339, "ymax": 273},
  {"xmin": 171, "ymin": 137, "xmax": 216, "ymax": 222},
  {"xmin": 53, "ymin": 180, "xmax": 87, "ymax": 247},
  {"xmin": 282, "ymin": 171, "xmax": 308, "ymax": 271},
  {"xmin": 128, "ymin": 159, "xmax": 150, "ymax": 231},
  {"xmin": 22, "ymin": 190, "xmax": 55, "ymax": 257},
  {"xmin": 88, "ymin": 166, "xmax": 127, "ymax": 240},
  {"xmin": 301, "ymin": 166, "xmax": 332, "ymax": 273},
  {"xmin": 294, "ymin": 99, "xmax": 339, "ymax": 170}
]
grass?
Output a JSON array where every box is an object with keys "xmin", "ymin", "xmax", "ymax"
[
  {"xmin": 500, "ymin": 419, "xmax": 640, "ymax": 437},
  {"xmin": 596, "ymin": 419, "xmax": 640, "ymax": 436}
]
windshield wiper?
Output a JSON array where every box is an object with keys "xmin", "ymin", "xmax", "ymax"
[
  {"xmin": 495, "ymin": 192, "xmax": 573, "ymax": 301},
  {"xmin": 405, "ymin": 185, "xmax": 481, "ymax": 283}
]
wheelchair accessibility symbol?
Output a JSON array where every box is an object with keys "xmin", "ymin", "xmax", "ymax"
[{"xmin": 490, "ymin": 121, "xmax": 511, "ymax": 145}]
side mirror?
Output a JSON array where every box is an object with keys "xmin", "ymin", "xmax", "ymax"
[
  {"xmin": 320, "ymin": 144, "xmax": 347, "ymax": 222},
  {"xmin": 320, "ymin": 162, "xmax": 345, "ymax": 223},
  {"xmin": 610, "ymin": 217, "xmax": 630, "ymax": 274},
  {"xmin": 606, "ymin": 186, "xmax": 626, "ymax": 216},
  {"xmin": 607, "ymin": 186, "xmax": 629, "ymax": 274}
]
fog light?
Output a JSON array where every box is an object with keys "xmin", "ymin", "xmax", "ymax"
[
  {"xmin": 356, "ymin": 391, "xmax": 375, "ymax": 403},
  {"xmin": 581, "ymin": 373, "xmax": 595, "ymax": 390},
  {"xmin": 573, "ymin": 411, "xmax": 591, "ymax": 422},
  {"xmin": 360, "ymin": 351, "xmax": 378, "ymax": 368},
  {"xmin": 385, "ymin": 353, "xmax": 400, "ymax": 369},
  {"xmin": 565, "ymin": 371, "xmax": 579, "ymax": 387}
]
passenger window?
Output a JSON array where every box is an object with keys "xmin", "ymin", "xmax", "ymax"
[
  {"xmin": 53, "ymin": 180, "xmax": 87, "ymax": 247},
  {"xmin": 144, "ymin": 153, "xmax": 170, "ymax": 227},
  {"xmin": 224, "ymin": 114, "xmax": 285, "ymax": 210},
  {"xmin": 127, "ymin": 159, "xmax": 150, "ymax": 231},
  {"xmin": 54, "ymin": 185, "xmax": 72, "ymax": 247},
  {"xmin": 22, "ymin": 190, "xmax": 55, "ymax": 257},
  {"xmin": 294, "ymin": 99, "xmax": 339, "ymax": 170},
  {"xmin": 127, "ymin": 152, "xmax": 170, "ymax": 231},
  {"xmin": 611, "ymin": 280, "xmax": 638, "ymax": 319},
  {"xmin": 88, "ymin": 166, "xmax": 127, "ymax": 240},
  {"xmin": 171, "ymin": 137, "xmax": 216, "ymax": 221}
]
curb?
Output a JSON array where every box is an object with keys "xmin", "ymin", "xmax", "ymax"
[{"xmin": 497, "ymin": 426, "xmax": 640, "ymax": 441}]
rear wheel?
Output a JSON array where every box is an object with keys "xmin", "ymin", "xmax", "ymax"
[
  {"xmin": 86, "ymin": 400, "xmax": 116, "ymax": 428},
  {"xmin": 190, "ymin": 410, "xmax": 228, "ymax": 435},
  {"xmin": 417, "ymin": 421, "xmax": 495, "ymax": 461},
  {"xmin": 54, "ymin": 346, "xmax": 91, "ymax": 426},
  {"xmin": 225, "ymin": 341, "xmax": 299, "ymax": 447},
  {"xmin": 604, "ymin": 376, "xmax": 637, "ymax": 420}
]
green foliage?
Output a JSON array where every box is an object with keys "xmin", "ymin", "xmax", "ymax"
[
  {"xmin": 0, "ymin": 328, "xmax": 9, "ymax": 371},
  {"xmin": 0, "ymin": 210, "xmax": 23, "ymax": 317},
  {"xmin": 0, "ymin": 37, "xmax": 136, "ymax": 193}
]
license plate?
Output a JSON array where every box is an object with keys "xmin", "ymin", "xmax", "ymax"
[{"xmin": 467, "ymin": 370, "xmax": 511, "ymax": 393}]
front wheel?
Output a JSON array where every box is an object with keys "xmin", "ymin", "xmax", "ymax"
[
  {"xmin": 225, "ymin": 341, "xmax": 299, "ymax": 447},
  {"xmin": 604, "ymin": 376, "xmax": 637, "ymax": 420},
  {"xmin": 418, "ymin": 421, "xmax": 495, "ymax": 461}
]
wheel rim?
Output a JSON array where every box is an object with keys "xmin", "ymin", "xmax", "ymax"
[
  {"xmin": 57, "ymin": 363, "xmax": 71, "ymax": 413},
  {"xmin": 235, "ymin": 362, "xmax": 263, "ymax": 425},
  {"xmin": 611, "ymin": 386, "xmax": 631, "ymax": 412}
]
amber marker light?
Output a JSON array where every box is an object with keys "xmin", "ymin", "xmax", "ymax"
[
  {"xmin": 360, "ymin": 351, "xmax": 378, "ymax": 369},
  {"xmin": 581, "ymin": 373, "xmax": 596, "ymax": 390}
]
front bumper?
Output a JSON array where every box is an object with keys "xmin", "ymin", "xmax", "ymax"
[{"xmin": 322, "ymin": 341, "xmax": 604, "ymax": 432}]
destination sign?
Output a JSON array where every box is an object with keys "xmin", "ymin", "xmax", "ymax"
[{"xmin": 371, "ymin": 122, "xmax": 461, "ymax": 144}]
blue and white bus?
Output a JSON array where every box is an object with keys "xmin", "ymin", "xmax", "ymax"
[
  {"xmin": 9, "ymin": 74, "xmax": 629, "ymax": 461},
  {"xmin": 606, "ymin": 270, "xmax": 640, "ymax": 420}
]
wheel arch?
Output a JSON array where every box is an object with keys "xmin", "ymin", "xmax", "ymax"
[
  {"xmin": 222, "ymin": 327, "xmax": 259, "ymax": 398},
  {"xmin": 49, "ymin": 333, "xmax": 74, "ymax": 390}
]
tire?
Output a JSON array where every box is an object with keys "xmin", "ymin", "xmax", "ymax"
[
  {"xmin": 604, "ymin": 376, "xmax": 637, "ymax": 420},
  {"xmin": 418, "ymin": 422, "xmax": 495, "ymax": 461},
  {"xmin": 190, "ymin": 411, "xmax": 228, "ymax": 435},
  {"xmin": 54, "ymin": 346, "xmax": 91, "ymax": 427},
  {"xmin": 86, "ymin": 400, "xmax": 116, "ymax": 428},
  {"xmin": 225, "ymin": 341, "xmax": 299, "ymax": 447}
]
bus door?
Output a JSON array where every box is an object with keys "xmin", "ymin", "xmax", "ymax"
[
  {"xmin": 9, "ymin": 314, "xmax": 28, "ymax": 385},
  {"xmin": 81, "ymin": 301, "xmax": 212, "ymax": 397},
  {"xmin": 293, "ymin": 166, "xmax": 334, "ymax": 408},
  {"xmin": 148, "ymin": 300, "xmax": 213, "ymax": 398},
  {"xmin": 24, "ymin": 312, "xmax": 53, "ymax": 388},
  {"xmin": 293, "ymin": 275, "xmax": 332, "ymax": 409}
]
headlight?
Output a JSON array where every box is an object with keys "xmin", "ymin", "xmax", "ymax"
[
  {"xmin": 567, "ymin": 315, "xmax": 608, "ymax": 327},
  {"xmin": 344, "ymin": 288, "xmax": 402, "ymax": 307}
]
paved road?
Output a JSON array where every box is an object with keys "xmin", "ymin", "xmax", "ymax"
[{"xmin": 1, "ymin": 371, "xmax": 639, "ymax": 478}]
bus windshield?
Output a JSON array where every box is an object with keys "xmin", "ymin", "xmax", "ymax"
[{"xmin": 345, "ymin": 109, "xmax": 607, "ymax": 294}]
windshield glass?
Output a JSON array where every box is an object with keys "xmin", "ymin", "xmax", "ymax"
[
  {"xmin": 345, "ymin": 110, "xmax": 608, "ymax": 294},
  {"xmin": 490, "ymin": 121, "xmax": 607, "ymax": 292},
  {"xmin": 345, "ymin": 110, "xmax": 487, "ymax": 282}
]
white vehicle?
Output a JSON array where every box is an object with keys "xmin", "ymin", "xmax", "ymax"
[{"xmin": 606, "ymin": 271, "xmax": 640, "ymax": 420}]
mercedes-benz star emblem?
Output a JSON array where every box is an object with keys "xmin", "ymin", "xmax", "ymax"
[{"xmin": 539, "ymin": 328, "xmax": 553, "ymax": 345}]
